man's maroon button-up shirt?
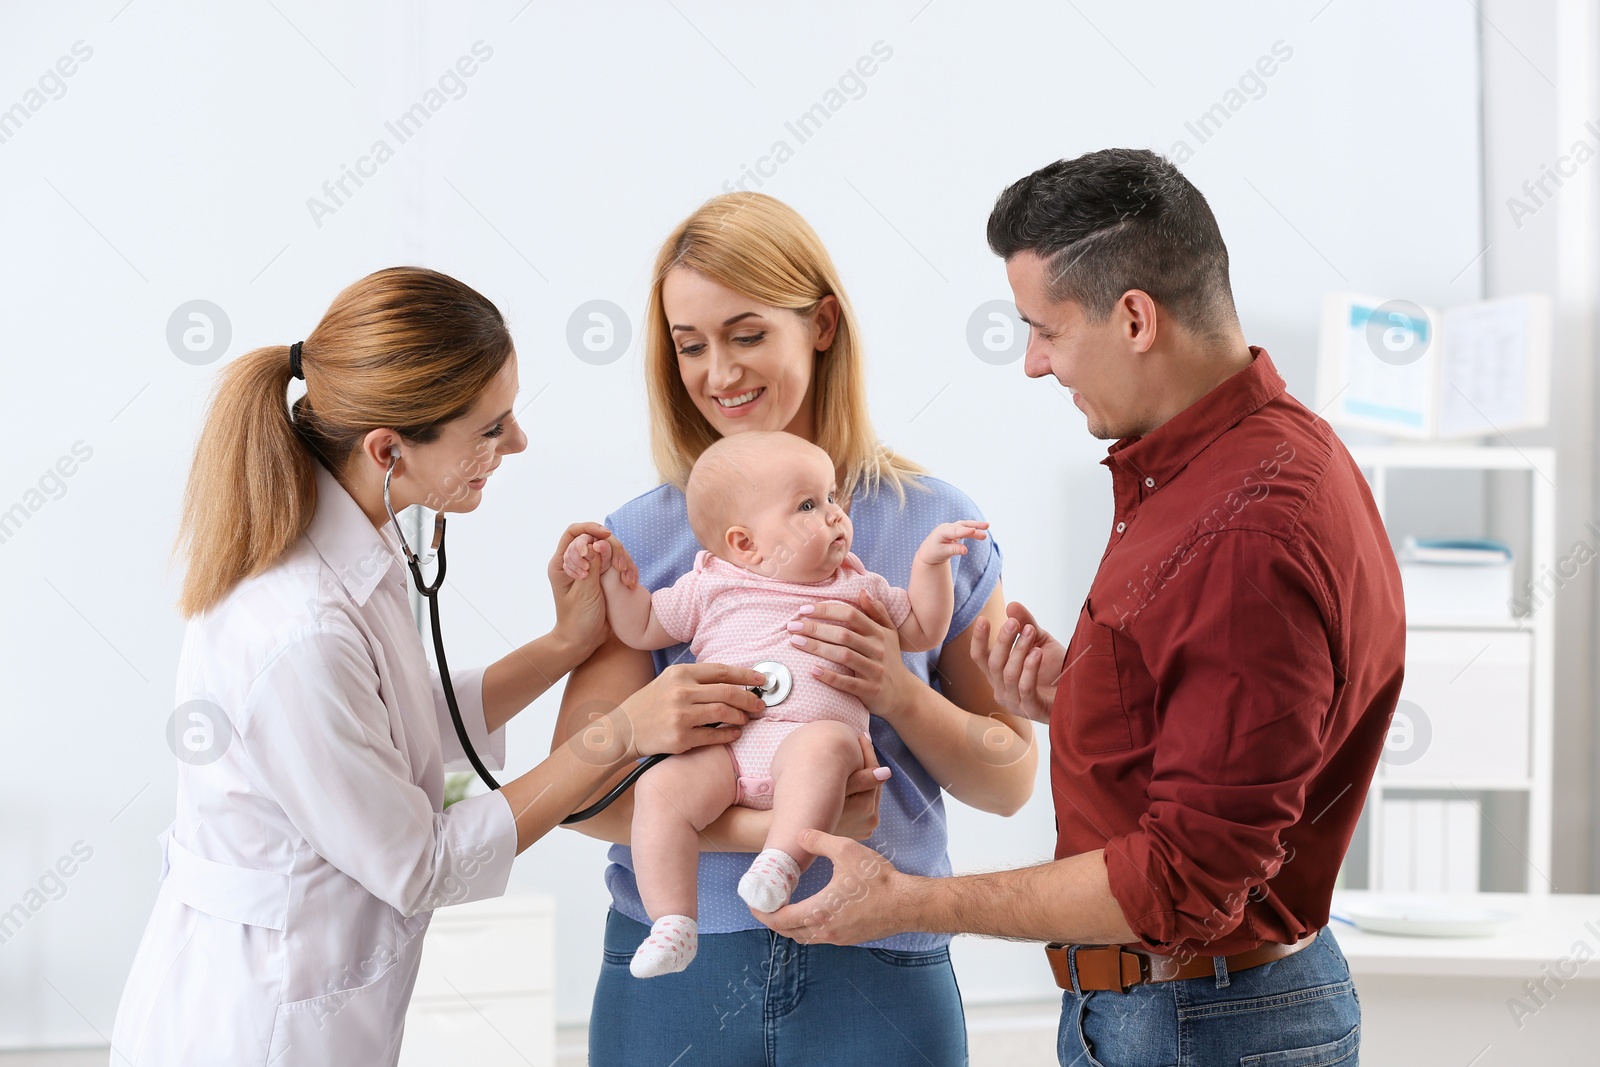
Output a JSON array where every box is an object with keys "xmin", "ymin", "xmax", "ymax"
[{"xmin": 1051, "ymin": 347, "xmax": 1405, "ymax": 956}]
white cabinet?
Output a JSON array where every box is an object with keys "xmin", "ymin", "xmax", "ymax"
[
  {"xmin": 1386, "ymin": 629, "xmax": 1531, "ymax": 785},
  {"xmin": 1349, "ymin": 446, "xmax": 1555, "ymax": 895},
  {"xmin": 401, "ymin": 894, "xmax": 555, "ymax": 1066}
]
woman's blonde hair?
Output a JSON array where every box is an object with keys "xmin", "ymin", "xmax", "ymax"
[
  {"xmin": 643, "ymin": 192, "xmax": 926, "ymax": 506},
  {"xmin": 174, "ymin": 266, "xmax": 514, "ymax": 618}
]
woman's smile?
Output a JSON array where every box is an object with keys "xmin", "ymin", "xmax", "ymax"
[
  {"xmin": 713, "ymin": 385, "xmax": 766, "ymax": 417},
  {"xmin": 465, "ymin": 460, "xmax": 501, "ymax": 493}
]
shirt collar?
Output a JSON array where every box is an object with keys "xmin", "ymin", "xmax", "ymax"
[
  {"xmin": 305, "ymin": 463, "xmax": 403, "ymax": 606},
  {"xmin": 1102, "ymin": 346, "xmax": 1285, "ymax": 488}
]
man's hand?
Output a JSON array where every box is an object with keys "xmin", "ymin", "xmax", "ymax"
[
  {"xmin": 754, "ymin": 829, "xmax": 915, "ymax": 945},
  {"xmin": 969, "ymin": 601, "xmax": 1067, "ymax": 723}
]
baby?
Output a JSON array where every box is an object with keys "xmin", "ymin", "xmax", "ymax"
[{"xmin": 563, "ymin": 431, "xmax": 987, "ymax": 978}]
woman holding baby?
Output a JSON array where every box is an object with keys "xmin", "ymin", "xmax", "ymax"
[{"xmin": 557, "ymin": 192, "xmax": 1037, "ymax": 1064}]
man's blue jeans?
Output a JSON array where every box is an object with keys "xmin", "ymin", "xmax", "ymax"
[{"xmin": 1058, "ymin": 927, "xmax": 1360, "ymax": 1066}]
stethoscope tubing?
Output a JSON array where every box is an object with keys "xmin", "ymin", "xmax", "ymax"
[
  {"xmin": 421, "ymin": 561, "xmax": 665, "ymax": 823},
  {"xmin": 386, "ymin": 455, "xmax": 685, "ymax": 825},
  {"xmin": 385, "ymin": 455, "xmax": 793, "ymax": 826}
]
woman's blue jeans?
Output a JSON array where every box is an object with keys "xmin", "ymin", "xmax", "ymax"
[
  {"xmin": 590, "ymin": 908, "xmax": 969, "ymax": 1066},
  {"xmin": 1058, "ymin": 927, "xmax": 1360, "ymax": 1066}
]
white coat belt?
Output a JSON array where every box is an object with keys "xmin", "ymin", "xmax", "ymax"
[{"xmin": 158, "ymin": 824, "xmax": 290, "ymax": 931}]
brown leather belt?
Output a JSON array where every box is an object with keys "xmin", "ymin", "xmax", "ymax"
[{"xmin": 1044, "ymin": 932, "xmax": 1319, "ymax": 992}]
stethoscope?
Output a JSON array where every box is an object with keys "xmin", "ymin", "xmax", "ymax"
[{"xmin": 382, "ymin": 451, "xmax": 794, "ymax": 824}]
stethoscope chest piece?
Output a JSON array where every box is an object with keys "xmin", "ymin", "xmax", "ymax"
[{"xmin": 750, "ymin": 660, "xmax": 793, "ymax": 707}]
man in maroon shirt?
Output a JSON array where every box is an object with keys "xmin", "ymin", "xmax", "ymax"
[{"xmin": 758, "ymin": 149, "xmax": 1405, "ymax": 1065}]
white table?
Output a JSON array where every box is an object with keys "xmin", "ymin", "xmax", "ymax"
[{"xmin": 1330, "ymin": 891, "xmax": 1600, "ymax": 1066}]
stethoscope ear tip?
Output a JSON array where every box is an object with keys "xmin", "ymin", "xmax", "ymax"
[{"xmin": 383, "ymin": 456, "xmax": 446, "ymax": 592}]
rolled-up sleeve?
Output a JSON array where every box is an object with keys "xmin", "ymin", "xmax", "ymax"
[
  {"xmin": 1103, "ymin": 531, "xmax": 1335, "ymax": 952},
  {"xmin": 240, "ymin": 623, "xmax": 517, "ymax": 916}
]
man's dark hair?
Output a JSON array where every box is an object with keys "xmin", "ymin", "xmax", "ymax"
[{"xmin": 987, "ymin": 148, "xmax": 1238, "ymax": 336}]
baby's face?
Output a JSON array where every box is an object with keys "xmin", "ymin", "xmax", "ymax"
[{"xmin": 731, "ymin": 445, "xmax": 851, "ymax": 582}]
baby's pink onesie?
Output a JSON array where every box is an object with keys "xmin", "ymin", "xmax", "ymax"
[{"xmin": 651, "ymin": 550, "xmax": 913, "ymax": 809}]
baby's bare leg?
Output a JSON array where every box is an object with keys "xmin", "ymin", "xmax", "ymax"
[
  {"xmin": 738, "ymin": 719, "xmax": 864, "ymax": 913},
  {"xmin": 632, "ymin": 745, "xmax": 739, "ymax": 920},
  {"xmin": 765, "ymin": 719, "xmax": 865, "ymax": 863},
  {"xmin": 629, "ymin": 746, "xmax": 737, "ymax": 978}
]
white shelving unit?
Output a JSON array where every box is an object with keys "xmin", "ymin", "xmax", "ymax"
[{"xmin": 1348, "ymin": 446, "xmax": 1555, "ymax": 896}]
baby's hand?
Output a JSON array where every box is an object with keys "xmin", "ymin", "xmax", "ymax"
[
  {"xmin": 562, "ymin": 532, "xmax": 616, "ymax": 580},
  {"xmin": 561, "ymin": 532, "xmax": 639, "ymax": 588},
  {"xmin": 562, "ymin": 534, "xmax": 598, "ymax": 581},
  {"xmin": 915, "ymin": 520, "xmax": 990, "ymax": 566}
]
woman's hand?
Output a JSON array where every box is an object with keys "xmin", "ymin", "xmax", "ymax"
[
  {"xmin": 789, "ymin": 592, "xmax": 920, "ymax": 722},
  {"xmin": 612, "ymin": 661, "xmax": 770, "ymax": 759},
  {"xmin": 833, "ymin": 733, "xmax": 891, "ymax": 840},
  {"xmin": 969, "ymin": 602, "xmax": 1066, "ymax": 723}
]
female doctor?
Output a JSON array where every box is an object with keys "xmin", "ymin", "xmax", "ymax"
[{"xmin": 110, "ymin": 267, "xmax": 771, "ymax": 1066}]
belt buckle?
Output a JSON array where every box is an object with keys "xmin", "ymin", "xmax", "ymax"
[
  {"xmin": 1113, "ymin": 945, "xmax": 1147, "ymax": 993},
  {"xmin": 1078, "ymin": 944, "xmax": 1146, "ymax": 993}
]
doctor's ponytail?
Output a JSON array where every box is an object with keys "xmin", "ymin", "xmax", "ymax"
[{"xmin": 174, "ymin": 267, "xmax": 514, "ymax": 618}]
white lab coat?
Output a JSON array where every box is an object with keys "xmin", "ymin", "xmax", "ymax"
[{"xmin": 110, "ymin": 464, "xmax": 518, "ymax": 1066}]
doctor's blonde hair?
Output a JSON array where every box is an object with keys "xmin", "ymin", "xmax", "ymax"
[
  {"xmin": 644, "ymin": 192, "xmax": 926, "ymax": 506},
  {"xmin": 175, "ymin": 267, "xmax": 514, "ymax": 618}
]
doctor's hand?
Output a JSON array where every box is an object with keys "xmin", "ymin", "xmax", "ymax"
[
  {"xmin": 621, "ymin": 661, "xmax": 769, "ymax": 759},
  {"xmin": 549, "ymin": 523, "xmax": 623, "ymax": 659},
  {"xmin": 754, "ymin": 829, "xmax": 913, "ymax": 945},
  {"xmin": 969, "ymin": 602, "xmax": 1066, "ymax": 724}
]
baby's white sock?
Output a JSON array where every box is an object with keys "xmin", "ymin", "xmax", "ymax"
[
  {"xmin": 738, "ymin": 848, "xmax": 803, "ymax": 913},
  {"xmin": 630, "ymin": 914, "xmax": 698, "ymax": 979}
]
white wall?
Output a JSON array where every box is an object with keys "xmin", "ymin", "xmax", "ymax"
[
  {"xmin": 0, "ymin": 0, "xmax": 1484, "ymax": 1042},
  {"xmin": 1479, "ymin": 0, "xmax": 1600, "ymax": 897}
]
